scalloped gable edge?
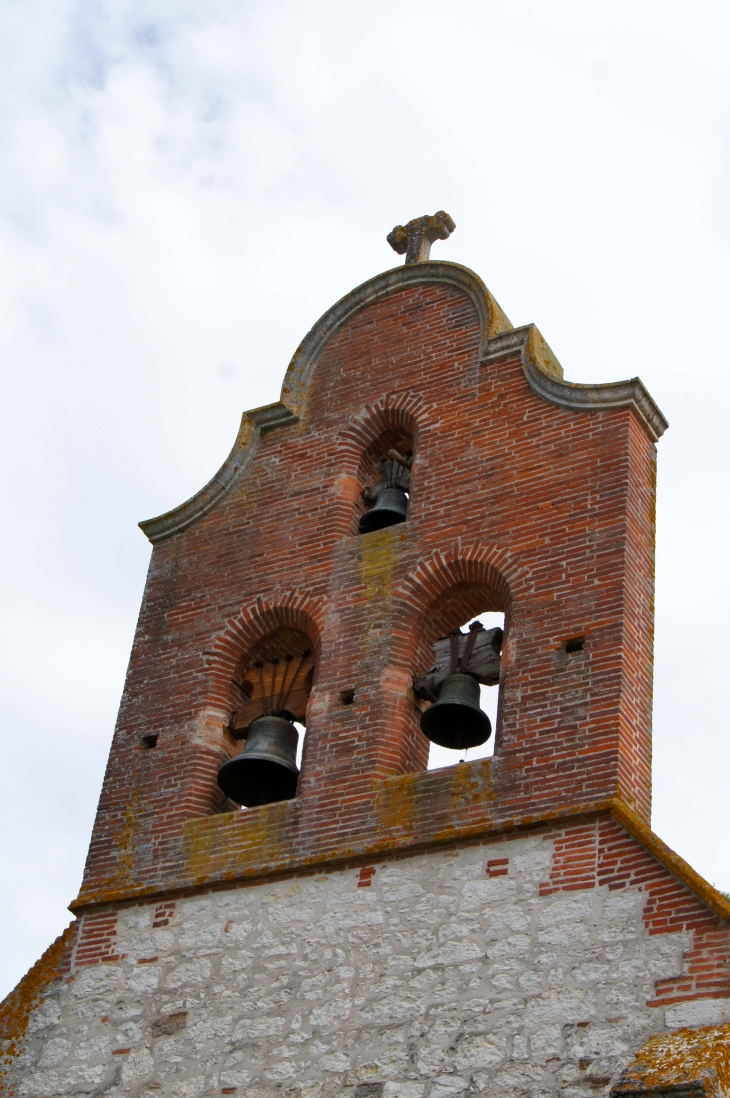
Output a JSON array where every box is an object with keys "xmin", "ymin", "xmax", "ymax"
[
  {"xmin": 279, "ymin": 260, "xmax": 514, "ymax": 416},
  {"xmin": 138, "ymin": 261, "xmax": 511, "ymax": 545},
  {"xmin": 138, "ymin": 403, "xmax": 298, "ymax": 543},
  {"xmin": 139, "ymin": 261, "xmax": 667, "ymax": 544},
  {"xmin": 484, "ymin": 324, "xmax": 669, "ymax": 443}
]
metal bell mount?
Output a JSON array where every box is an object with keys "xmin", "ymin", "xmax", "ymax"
[
  {"xmin": 359, "ymin": 448, "xmax": 412, "ymax": 534},
  {"xmin": 217, "ymin": 649, "xmax": 310, "ymax": 807},
  {"xmin": 419, "ymin": 623, "xmax": 493, "ymax": 751}
]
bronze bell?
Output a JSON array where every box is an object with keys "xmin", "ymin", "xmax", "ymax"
[
  {"xmin": 420, "ymin": 673, "xmax": 492, "ymax": 751},
  {"xmin": 359, "ymin": 449, "xmax": 412, "ymax": 534},
  {"xmin": 217, "ymin": 714, "xmax": 299, "ymax": 807},
  {"xmin": 359, "ymin": 487, "xmax": 409, "ymax": 533}
]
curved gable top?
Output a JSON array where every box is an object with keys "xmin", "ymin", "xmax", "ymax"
[{"xmin": 140, "ymin": 260, "xmax": 668, "ymax": 544}]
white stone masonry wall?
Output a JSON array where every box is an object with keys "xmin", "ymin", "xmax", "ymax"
[{"xmin": 12, "ymin": 833, "xmax": 727, "ymax": 1098}]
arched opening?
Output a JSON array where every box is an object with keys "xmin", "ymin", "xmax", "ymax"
[
  {"xmin": 406, "ymin": 576, "xmax": 508, "ymax": 772},
  {"xmin": 219, "ymin": 626, "xmax": 315, "ymax": 809},
  {"xmin": 355, "ymin": 425, "xmax": 414, "ymax": 535},
  {"xmin": 422, "ymin": 611, "xmax": 505, "ymax": 770}
]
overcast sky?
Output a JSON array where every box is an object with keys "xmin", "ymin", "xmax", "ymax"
[{"xmin": 2, "ymin": 0, "xmax": 730, "ymax": 1000}]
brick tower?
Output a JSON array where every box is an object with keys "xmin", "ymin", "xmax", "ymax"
[{"xmin": 3, "ymin": 214, "xmax": 730, "ymax": 1098}]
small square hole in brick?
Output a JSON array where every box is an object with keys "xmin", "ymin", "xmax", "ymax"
[
  {"xmin": 340, "ymin": 689, "xmax": 355, "ymax": 705},
  {"xmin": 141, "ymin": 734, "xmax": 158, "ymax": 748},
  {"xmin": 564, "ymin": 637, "xmax": 585, "ymax": 654}
]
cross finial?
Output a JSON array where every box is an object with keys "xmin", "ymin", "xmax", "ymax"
[{"xmin": 387, "ymin": 210, "xmax": 456, "ymax": 264}]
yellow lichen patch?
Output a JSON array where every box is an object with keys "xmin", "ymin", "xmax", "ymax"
[
  {"xmin": 372, "ymin": 770, "xmax": 420, "ymax": 838},
  {"xmin": 181, "ymin": 797, "xmax": 297, "ymax": 886},
  {"xmin": 0, "ymin": 923, "xmax": 76, "ymax": 1092},
  {"xmin": 613, "ymin": 1022, "xmax": 730, "ymax": 1096},
  {"xmin": 450, "ymin": 757, "xmax": 493, "ymax": 804},
  {"xmin": 524, "ymin": 323, "xmax": 564, "ymax": 381},
  {"xmin": 358, "ymin": 526, "xmax": 406, "ymax": 597},
  {"xmin": 484, "ymin": 287, "xmax": 513, "ymax": 338},
  {"xmin": 107, "ymin": 784, "xmax": 141, "ymax": 891},
  {"xmin": 431, "ymin": 759, "xmax": 494, "ymax": 843}
]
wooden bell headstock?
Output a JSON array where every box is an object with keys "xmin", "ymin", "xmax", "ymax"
[{"xmin": 228, "ymin": 628, "xmax": 315, "ymax": 739}]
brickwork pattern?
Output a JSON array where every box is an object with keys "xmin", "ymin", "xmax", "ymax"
[
  {"xmin": 8, "ymin": 259, "xmax": 712, "ymax": 1094},
  {"xmin": 75, "ymin": 274, "xmax": 658, "ymax": 908},
  {"xmin": 540, "ymin": 817, "xmax": 730, "ymax": 1009},
  {"xmin": 73, "ymin": 913, "xmax": 123, "ymax": 969}
]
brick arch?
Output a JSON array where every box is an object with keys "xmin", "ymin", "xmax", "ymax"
[
  {"xmin": 392, "ymin": 541, "xmax": 529, "ymax": 672},
  {"xmin": 337, "ymin": 391, "xmax": 431, "ymax": 475},
  {"xmin": 328, "ymin": 391, "xmax": 436, "ymax": 537},
  {"xmin": 202, "ymin": 591, "xmax": 325, "ymax": 711}
]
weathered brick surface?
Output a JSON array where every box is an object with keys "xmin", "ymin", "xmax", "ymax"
[
  {"xmin": 73, "ymin": 912, "xmax": 122, "ymax": 968},
  {"xmin": 5, "ymin": 826, "xmax": 729, "ymax": 1098},
  {"xmin": 75, "ymin": 270, "xmax": 658, "ymax": 907}
]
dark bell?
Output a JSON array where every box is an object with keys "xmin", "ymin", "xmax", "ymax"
[
  {"xmin": 359, "ymin": 487, "xmax": 408, "ymax": 534},
  {"xmin": 420, "ymin": 673, "xmax": 492, "ymax": 751},
  {"xmin": 217, "ymin": 715, "xmax": 299, "ymax": 807}
]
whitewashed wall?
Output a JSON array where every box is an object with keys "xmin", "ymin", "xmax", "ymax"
[{"xmin": 11, "ymin": 833, "xmax": 727, "ymax": 1098}]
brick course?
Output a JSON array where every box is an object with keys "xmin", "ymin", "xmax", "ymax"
[
  {"xmin": 541, "ymin": 816, "xmax": 730, "ymax": 1008},
  {"xmin": 75, "ymin": 269, "xmax": 659, "ymax": 908}
]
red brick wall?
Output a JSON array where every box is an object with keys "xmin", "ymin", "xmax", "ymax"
[
  {"xmin": 77, "ymin": 273, "xmax": 658, "ymax": 906},
  {"xmin": 72, "ymin": 912, "xmax": 121, "ymax": 968},
  {"xmin": 541, "ymin": 816, "xmax": 730, "ymax": 1006}
]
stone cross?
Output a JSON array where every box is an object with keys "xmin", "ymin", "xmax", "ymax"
[{"xmin": 387, "ymin": 210, "xmax": 456, "ymax": 264}]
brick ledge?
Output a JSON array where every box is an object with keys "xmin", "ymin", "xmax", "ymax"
[{"xmin": 68, "ymin": 794, "xmax": 730, "ymax": 925}]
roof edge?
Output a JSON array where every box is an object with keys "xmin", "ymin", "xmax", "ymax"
[{"xmin": 610, "ymin": 800, "xmax": 730, "ymax": 923}]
